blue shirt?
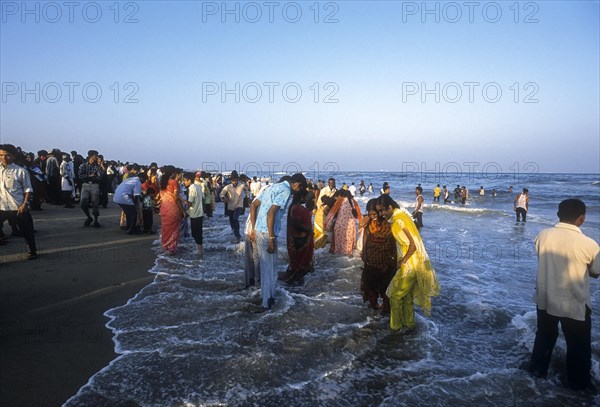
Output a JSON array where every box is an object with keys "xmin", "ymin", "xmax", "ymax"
[
  {"xmin": 113, "ymin": 176, "xmax": 141, "ymax": 205},
  {"xmin": 254, "ymin": 181, "xmax": 292, "ymax": 236}
]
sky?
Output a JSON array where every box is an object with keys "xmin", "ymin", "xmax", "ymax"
[{"xmin": 1, "ymin": 0, "xmax": 599, "ymax": 174}]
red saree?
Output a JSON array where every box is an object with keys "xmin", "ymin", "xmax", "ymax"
[{"xmin": 160, "ymin": 179, "xmax": 181, "ymax": 253}]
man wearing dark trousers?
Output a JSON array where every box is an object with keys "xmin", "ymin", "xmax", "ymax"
[
  {"xmin": 78, "ymin": 150, "xmax": 103, "ymax": 228},
  {"xmin": 529, "ymin": 199, "xmax": 599, "ymax": 392},
  {"xmin": 0, "ymin": 144, "xmax": 38, "ymax": 259}
]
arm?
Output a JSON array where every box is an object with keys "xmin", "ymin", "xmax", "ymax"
[
  {"xmin": 589, "ymin": 248, "xmax": 600, "ymax": 278},
  {"xmin": 266, "ymin": 205, "xmax": 280, "ymax": 253},
  {"xmin": 249, "ymin": 198, "xmax": 261, "ymax": 241},
  {"xmin": 400, "ymin": 227, "xmax": 417, "ymax": 267}
]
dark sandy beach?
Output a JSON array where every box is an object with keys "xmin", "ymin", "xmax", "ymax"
[{"xmin": 0, "ymin": 202, "xmax": 158, "ymax": 407}]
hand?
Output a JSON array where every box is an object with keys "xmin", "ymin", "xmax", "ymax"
[
  {"xmin": 18, "ymin": 203, "xmax": 29, "ymax": 214},
  {"xmin": 267, "ymin": 239, "xmax": 275, "ymax": 253},
  {"xmin": 249, "ymin": 229, "xmax": 256, "ymax": 242}
]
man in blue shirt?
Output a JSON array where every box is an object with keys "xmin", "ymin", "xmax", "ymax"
[
  {"xmin": 249, "ymin": 173, "xmax": 307, "ymax": 310},
  {"xmin": 113, "ymin": 164, "xmax": 142, "ymax": 234}
]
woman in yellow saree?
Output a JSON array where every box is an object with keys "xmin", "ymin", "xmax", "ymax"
[{"xmin": 376, "ymin": 194, "xmax": 440, "ymax": 331}]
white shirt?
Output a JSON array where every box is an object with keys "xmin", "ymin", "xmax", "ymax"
[
  {"xmin": 317, "ymin": 186, "xmax": 336, "ymax": 209},
  {"xmin": 220, "ymin": 182, "xmax": 246, "ymax": 209},
  {"xmin": 187, "ymin": 183, "xmax": 204, "ymax": 218},
  {"xmin": 349, "ymin": 185, "xmax": 357, "ymax": 196},
  {"xmin": 535, "ymin": 222, "xmax": 600, "ymax": 321},
  {"xmin": 250, "ymin": 180, "xmax": 262, "ymax": 197},
  {"xmin": 0, "ymin": 163, "xmax": 32, "ymax": 210}
]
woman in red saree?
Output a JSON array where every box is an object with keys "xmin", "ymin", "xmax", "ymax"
[
  {"xmin": 360, "ymin": 199, "xmax": 397, "ymax": 313},
  {"xmin": 325, "ymin": 189, "xmax": 362, "ymax": 255},
  {"xmin": 159, "ymin": 166, "xmax": 184, "ymax": 254},
  {"xmin": 278, "ymin": 189, "xmax": 314, "ymax": 285}
]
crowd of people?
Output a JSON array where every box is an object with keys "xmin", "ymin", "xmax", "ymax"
[{"xmin": 2, "ymin": 144, "xmax": 597, "ymax": 392}]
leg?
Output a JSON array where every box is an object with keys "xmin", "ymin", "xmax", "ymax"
[
  {"xmin": 89, "ymin": 184, "xmax": 100, "ymax": 225},
  {"xmin": 142, "ymin": 209, "xmax": 153, "ymax": 232},
  {"xmin": 257, "ymin": 231, "xmax": 277, "ymax": 308},
  {"xmin": 16, "ymin": 211, "xmax": 37, "ymax": 256},
  {"xmin": 244, "ymin": 238, "xmax": 256, "ymax": 287},
  {"xmin": 561, "ymin": 307, "xmax": 592, "ymax": 389},
  {"xmin": 529, "ymin": 308, "xmax": 560, "ymax": 378},
  {"xmin": 232, "ymin": 207, "xmax": 242, "ymax": 240},
  {"xmin": 80, "ymin": 184, "xmax": 92, "ymax": 223},
  {"xmin": 389, "ymin": 269, "xmax": 417, "ymax": 330}
]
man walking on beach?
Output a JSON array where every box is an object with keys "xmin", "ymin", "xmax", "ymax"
[
  {"xmin": 220, "ymin": 170, "xmax": 247, "ymax": 243},
  {"xmin": 249, "ymin": 174, "xmax": 307, "ymax": 310},
  {"xmin": 514, "ymin": 188, "xmax": 529, "ymax": 222},
  {"xmin": 79, "ymin": 150, "xmax": 103, "ymax": 228},
  {"xmin": 529, "ymin": 198, "xmax": 599, "ymax": 393},
  {"xmin": 0, "ymin": 144, "xmax": 38, "ymax": 259}
]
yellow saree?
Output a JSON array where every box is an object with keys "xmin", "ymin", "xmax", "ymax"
[{"xmin": 386, "ymin": 208, "xmax": 440, "ymax": 330}]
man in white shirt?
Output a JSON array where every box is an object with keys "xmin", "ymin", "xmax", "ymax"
[
  {"xmin": 317, "ymin": 178, "xmax": 336, "ymax": 210},
  {"xmin": 183, "ymin": 173, "xmax": 205, "ymax": 255},
  {"xmin": 348, "ymin": 182, "xmax": 357, "ymax": 197},
  {"xmin": 0, "ymin": 144, "xmax": 37, "ymax": 259},
  {"xmin": 250, "ymin": 176, "xmax": 262, "ymax": 198},
  {"xmin": 220, "ymin": 170, "xmax": 248, "ymax": 243},
  {"xmin": 529, "ymin": 198, "xmax": 600, "ymax": 392}
]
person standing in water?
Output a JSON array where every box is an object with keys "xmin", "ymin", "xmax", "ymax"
[{"xmin": 514, "ymin": 188, "xmax": 529, "ymax": 223}]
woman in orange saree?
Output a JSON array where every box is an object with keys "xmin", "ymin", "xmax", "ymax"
[{"xmin": 159, "ymin": 166, "xmax": 184, "ymax": 254}]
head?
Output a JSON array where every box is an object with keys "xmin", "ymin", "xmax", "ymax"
[
  {"xmin": 382, "ymin": 182, "xmax": 390, "ymax": 194},
  {"xmin": 129, "ymin": 163, "xmax": 140, "ymax": 175},
  {"xmin": 0, "ymin": 144, "xmax": 18, "ymax": 166},
  {"xmin": 62, "ymin": 153, "xmax": 71, "ymax": 162},
  {"xmin": 522, "ymin": 188, "xmax": 529, "ymax": 194},
  {"xmin": 376, "ymin": 194, "xmax": 400, "ymax": 220},
  {"xmin": 366, "ymin": 198, "xmax": 380, "ymax": 221},
  {"xmin": 557, "ymin": 199, "xmax": 586, "ymax": 226},
  {"xmin": 415, "ymin": 186, "xmax": 423, "ymax": 195},
  {"xmin": 183, "ymin": 172, "xmax": 195, "ymax": 187},
  {"xmin": 87, "ymin": 150, "xmax": 99, "ymax": 164},
  {"xmin": 37, "ymin": 150, "xmax": 48, "ymax": 159},
  {"xmin": 230, "ymin": 170, "xmax": 239, "ymax": 185},
  {"xmin": 290, "ymin": 173, "xmax": 307, "ymax": 192},
  {"xmin": 328, "ymin": 178, "xmax": 336, "ymax": 189}
]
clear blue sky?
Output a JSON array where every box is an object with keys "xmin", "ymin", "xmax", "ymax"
[{"xmin": 1, "ymin": 0, "xmax": 599, "ymax": 173}]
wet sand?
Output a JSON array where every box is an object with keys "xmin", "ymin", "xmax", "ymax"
[{"xmin": 0, "ymin": 202, "xmax": 158, "ymax": 407}]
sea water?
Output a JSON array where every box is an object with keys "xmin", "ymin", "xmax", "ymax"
[{"xmin": 64, "ymin": 172, "xmax": 600, "ymax": 407}]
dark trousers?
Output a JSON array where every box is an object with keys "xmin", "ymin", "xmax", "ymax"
[
  {"xmin": 190, "ymin": 216, "xmax": 204, "ymax": 245},
  {"xmin": 142, "ymin": 209, "xmax": 153, "ymax": 232},
  {"xmin": 530, "ymin": 307, "xmax": 592, "ymax": 389},
  {"xmin": 118, "ymin": 204, "xmax": 138, "ymax": 234},
  {"xmin": 516, "ymin": 207, "xmax": 527, "ymax": 222},
  {"xmin": 47, "ymin": 177, "xmax": 61, "ymax": 204},
  {"xmin": 413, "ymin": 212, "xmax": 423, "ymax": 229},
  {"xmin": 0, "ymin": 210, "xmax": 37, "ymax": 254},
  {"xmin": 228, "ymin": 207, "xmax": 242, "ymax": 239},
  {"xmin": 204, "ymin": 203, "xmax": 213, "ymax": 217}
]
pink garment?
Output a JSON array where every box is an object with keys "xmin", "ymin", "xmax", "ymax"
[
  {"xmin": 160, "ymin": 179, "xmax": 180, "ymax": 253},
  {"xmin": 326, "ymin": 199, "xmax": 357, "ymax": 255}
]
